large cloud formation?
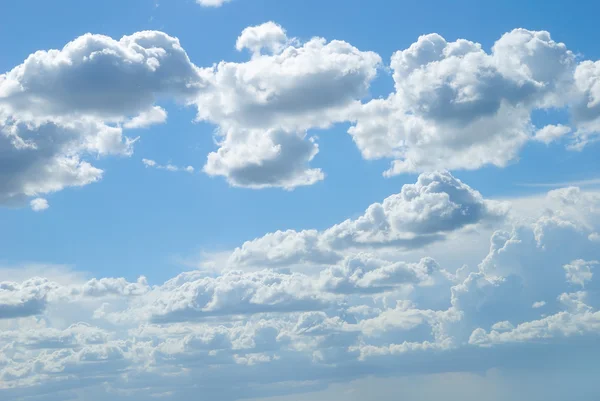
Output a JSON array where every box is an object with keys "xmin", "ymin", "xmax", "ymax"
[
  {"xmin": 0, "ymin": 31, "xmax": 205, "ymax": 206},
  {"xmin": 229, "ymin": 171, "xmax": 507, "ymax": 267},
  {"xmin": 2, "ymin": 174, "xmax": 600, "ymax": 400},
  {"xmin": 198, "ymin": 22, "xmax": 381, "ymax": 189},
  {"xmin": 3, "ymin": 24, "xmax": 600, "ymax": 204},
  {"xmin": 348, "ymin": 29, "xmax": 587, "ymax": 175}
]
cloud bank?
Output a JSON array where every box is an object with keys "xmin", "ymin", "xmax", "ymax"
[{"xmin": 1, "ymin": 175, "xmax": 599, "ymax": 400}]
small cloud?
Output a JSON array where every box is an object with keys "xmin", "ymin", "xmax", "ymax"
[
  {"xmin": 196, "ymin": 0, "xmax": 231, "ymax": 7},
  {"xmin": 533, "ymin": 124, "xmax": 571, "ymax": 144},
  {"xmin": 123, "ymin": 106, "xmax": 167, "ymax": 129},
  {"xmin": 532, "ymin": 301, "xmax": 546, "ymax": 309},
  {"xmin": 30, "ymin": 198, "xmax": 49, "ymax": 212},
  {"xmin": 142, "ymin": 159, "xmax": 157, "ymax": 167},
  {"xmin": 142, "ymin": 159, "xmax": 195, "ymax": 174}
]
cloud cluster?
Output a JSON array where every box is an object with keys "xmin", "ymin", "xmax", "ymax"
[
  {"xmin": 197, "ymin": 22, "xmax": 381, "ymax": 188},
  {"xmin": 0, "ymin": 31, "xmax": 204, "ymax": 205},
  {"xmin": 348, "ymin": 29, "xmax": 586, "ymax": 174},
  {"xmin": 2, "ymin": 176, "xmax": 599, "ymax": 400},
  {"xmin": 230, "ymin": 171, "xmax": 507, "ymax": 266},
  {"xmin": 4, "ymin": 24, "xmax": 600, "ymax": 204}
]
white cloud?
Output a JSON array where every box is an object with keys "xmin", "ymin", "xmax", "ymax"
[
  {"xmin": 0, "ymin": 278, "xmax": 59, "ymax": 319},
  {"xmin": 1, "ymin": 184, "xmax": 600, "ymax": 400},
  {"xmin": 194, "ymin": 23, "xmax": 381, "ymax": 188},
  {"xmin": 236, "ymin": 21, "xmax": 289, "ymax": 56},
  {"xmin": 347, "ymin": 29, "xmax": 596, "ymax": 175},
  {"xmin": 204, "ymin": 129, "xmax": 323, "ymax": 189},
  {"xmin": 196, "ymin": 0, "xmax": 231, "ymax": 7},
  {"xmin": 5, "ymin": 25, "xmax": 600, "ymax": 201},
  {"xmin": 30, "ymin": 198, "xmax": 49, "ymax": 212},
  {"xmin": 534, "ymin": 124, "xmax": 571, "ymax": 144},
  {"xmin": 230, "ymin": 171, "xmax": 507, "ymax": 268},
  {"xmin": 142, "ymin": 159, "xmax": 195, "ymax": 173},
  {"xmin": 0, "ymin": 30, "xmax": 205, "ymax": 206},
  {"xmin": 123, "ymin": 106, "xmax": 168, "ymax": 129},
  {"xmin": 564, "ymin": 259, "xmax": 597, "ymax": 287},
  {"xmin": 532, "ymin": 300, "xmax": 546, "ymax": 309},
  {"xmin": 4, "ymin": 23, "xmax": 600, "ymax": 400}
]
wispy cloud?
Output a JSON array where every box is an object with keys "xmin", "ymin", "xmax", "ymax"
[
  {"xmin": 142, "ymin": 159, "xmax": 194, "ymax": 173},
  {"xmin": 516, "ymin": 178, "xmax": 600, "ymax": 188}
]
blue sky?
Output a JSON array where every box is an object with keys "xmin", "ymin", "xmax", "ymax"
[{"xmin": 1, "ymin": 1, "xmax": 600, "ymax": 400}]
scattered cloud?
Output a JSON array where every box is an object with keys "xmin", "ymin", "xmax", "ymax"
[
  {"xmin": 534, "ymin": 124, "xmax": 571, "ymax": 144},
  {"xmin": 4, "ymin": 24, "xmax": 600, "ymax": 200},
  {"xmin": 230, "ymin": 171, "xmax": 507, "ymax": 267},
  {"xmin": 0, "ymin": 30, "xmax": 205, "ymax": 206},
  {"xmin": 30, "ymin": 198, "xmax": 49, "ymax": 212},
  {"xmin": 142, "ymin": 159, "xmax": 195, "ymax": 173},
  {"xmin": 0, "ymin": 183, "xmax": 599, "ymax": 400},
  {"xmin": 196, "ymin": 0, "xmax": 232, "ymax": 7}
]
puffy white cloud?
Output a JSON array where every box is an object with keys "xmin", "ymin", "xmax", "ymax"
[
  {"xmin": 229, "ymin": 171, "xmax": 507, "ymax": 268},
  {"xmin": 318, "ymin": 254, "xmax": 451, "ymax": 295},
  {"xmin": 236, "ymin": 21, "xmax": 289, "ymax": 56},
  {"xmin": 564, "ymin": 259, "xmax": 597, "ymax": 287},
  {"xmin": 469, "ymin": 291, "xmax": 600, "ymax": 347},
  {"xmin": 321, "ymin": 171, "xmax": 507, "ymax": 248},
  {"xmin": 0, "ymin": 275, "xmax": 149, "ymax": 320},
  {"xmin": 112, "ymin": 269, "xmax": 338, "ymax": 324},
  {"xmin": 0, "ymin": 122, "xmax": 106, "ymax": 205},
  {"xmin": 0, "ymin": 31, "xmax": 203, "ymax": 122},
  {"xmin": 30, "ymin": 198, "xmax": 49, "ymax": 212},
  {"xmin": 229, "ymin": 229, "xmax": 341, "ymax": 268},
  {"xmin": 347, "ymin": 29, "xmax": 591, "ymax": 175},
  {"xmin": 534, "ymin": 124, "xmax": 571, "ymax": 144},
  {"xmin": 195, "ymin": 26, "xmax": 380, "ymax": 132},
  {"xmin": 571, "ymin": 60, "xmax": 600, "ymax": 148},
  {"xmin": 123, "ymin": 106, "xmax": 167, "ymax": 129},
  {"xmin": 194, "ymin": 23, "xmax": 381, "ymax": 188},
  {"xmin": 0, "ymin": 30, "xmax": 205, "ymax": 205},
  {"xmin": 1, "ymin": 185, "xmax": 600, "ymax": 400},
  {"xmin": 0, "ymin": 278, "xmax": 59, "ymax": 319},
  {"xmin": 3, "ymin": 22, "xmax": 600, "ymax": 401},
  {"xmin": 203, "ymin": 129, "xmax": 324, "ymax": 189},
  {"xmin": 5, "ymin": 25, "xmax": 600, "ymax": 201}
]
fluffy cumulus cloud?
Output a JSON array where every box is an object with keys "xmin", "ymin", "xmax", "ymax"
[
  {"xmin": 203, "ymin": 129, "xmax": 324, "ymax": 189},
  {"xmin": 229, "ymin": 171, "xmax": 507, "ymax": 267},
  {"xmin": 348, "ymin": 29, "xmax": 600, "ymax": 175},
  {"xmin": 4, "ymin": 22, "xmax": 600, "ymax": 401},
  {"xmin": 195, "ymin": 22, "xmax": 381, "ymax": 189},
  {"xmin": 4, "ymin": 175, "xmax": 600, "ymax": 400},
  {"xmin": 5, "ymin": 24, "xmax": 600, "ymax": 204},
  {"xmin": 29, "ymin": 198, "xmax": 49, "ymax": 212},
  {"xmin": 0, "ymin": 30, "xmax": 205, "ymax": 205}
]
